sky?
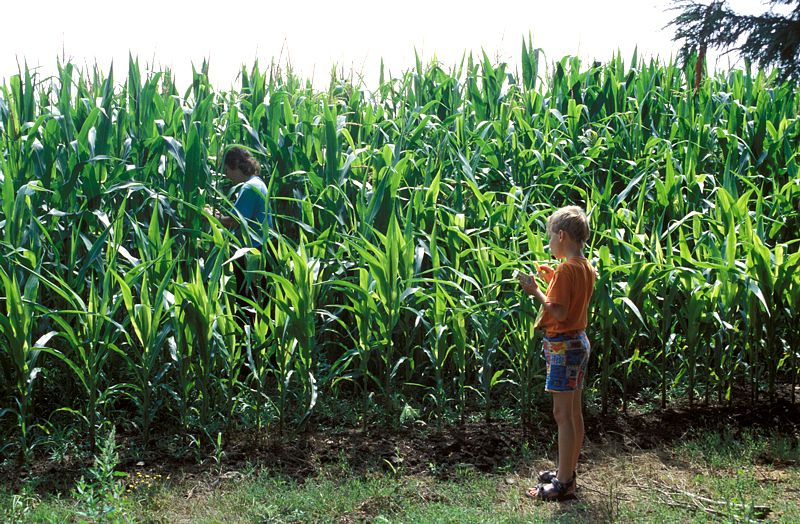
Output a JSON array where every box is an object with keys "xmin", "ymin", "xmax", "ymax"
[{"xmin": 0, "ymin": 0, "xmax": 775, "ymax": 90}]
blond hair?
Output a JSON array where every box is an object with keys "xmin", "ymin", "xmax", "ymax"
[{"xmin": 547, "ymin": 206, "xmax": 590, "ymax": 246}]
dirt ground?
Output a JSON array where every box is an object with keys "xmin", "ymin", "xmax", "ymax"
[{"xmin": 4, "ymin": 392, "xmax": 798, "ymax": 497}]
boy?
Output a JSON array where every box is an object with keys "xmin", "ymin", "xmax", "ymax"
[
  {"xmin": 518, "ymin": 205, "xmax": 595, "ymax": 501},
  {"xmin": 208, "ymin": 146, "xmax": 272, "ymax": 301},
  {"xmin": 212, "ymin": 146, "xmax": 272, "ymax": 244}
]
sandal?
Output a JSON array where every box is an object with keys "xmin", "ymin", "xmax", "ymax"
[
  {"xmin": 537, "ymin": 469, "xmax": 577, "ymax": 483},
  {"xmin": 537, "ymin": 469, "xmax": 557, "ymax": 482},
  {"xmin": 525, "ymin": 476, "xmax": 576, "ymax": 502}
]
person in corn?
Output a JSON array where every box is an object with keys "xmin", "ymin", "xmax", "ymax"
[
  {"xmin": 518, "ymin": 205, "xmax": 596, "ymax": 501},
  {"xmin": 212, "ymin": 146, "xmax": 272, "ymax": 244},
  {"xmin": 208, "ymin": 146, "xmax": 272, "ymax": 299}
]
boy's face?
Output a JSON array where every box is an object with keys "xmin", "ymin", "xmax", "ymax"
[
  {"xmin": 548, "ymin": 229, "xmax": 566, "ymax": 258},
  {"xmin": 224, "ymin": 165, "xmax": 247, "ymax": 184}
]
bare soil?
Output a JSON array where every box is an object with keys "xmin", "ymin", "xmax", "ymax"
[{"xmin": 3, "ymin": 393, "xmax": 798, "ymax": 496}]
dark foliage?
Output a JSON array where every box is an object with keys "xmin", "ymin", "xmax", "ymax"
[{"xmin": 668, "ymin": 1, "xmax": 800, "ymax": 82}]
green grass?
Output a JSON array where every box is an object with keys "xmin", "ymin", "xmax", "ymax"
[
  {"xmin": 678, "ymin": 427, "xmax": 800, "ymax": 468},
  {"xmin": 2, "ymin": 428, "xmax": 798, "ymax": 523}
]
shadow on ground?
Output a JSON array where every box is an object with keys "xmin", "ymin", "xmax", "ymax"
[{"xmin": 3, "ymin": 393, "xmax": 798, "ymax": 496}]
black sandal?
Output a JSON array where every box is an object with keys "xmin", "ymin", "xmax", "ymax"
[
  {"xmin": 537, "ymin": 469, "xmax": 577, "ymax": 483},
  {"xmin": 537, "ymin": 469, "xmax": 557, "ymax": 482},
  {"xmin": 525, "ymin": 476, "xmax": 576, "ymax": 502}
]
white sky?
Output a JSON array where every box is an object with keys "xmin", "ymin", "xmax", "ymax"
[{"xmin": 0, "ymin": 0, "xmax": 773, "ymax": 91}]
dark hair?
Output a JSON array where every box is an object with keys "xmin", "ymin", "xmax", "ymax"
[{"xmin": 223, "ymin": 146, "xmax": 260, "ymax": 177}]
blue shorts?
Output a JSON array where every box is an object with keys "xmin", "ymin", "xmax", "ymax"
[{"xmin": 543, "ymin": 331, "xmax": 590, "ymax": 392}]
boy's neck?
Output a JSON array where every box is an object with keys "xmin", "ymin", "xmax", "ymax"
[{"xmin": 561, "ymin": 242, "xmax": 584, "ymax": 260}]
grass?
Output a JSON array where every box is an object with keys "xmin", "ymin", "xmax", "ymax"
[
  {"xmin": 2, "ymin": 427, "xmax": 797, "ymax": 523},
  {"xmin": 678, "ymin": 427, "xmax": 800, "ymax": 469}
]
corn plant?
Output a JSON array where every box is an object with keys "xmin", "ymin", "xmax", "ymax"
[
  {"xmin": 349, "ymin": 213, "xmax": 420, "ymax": 416},
  {"xmin": 328, "ymin": 267, "xmax": 380, "ymax": 428},
  {"xmin": 0, "ymin": 265, "xmax": 56, "ymax": 462},
  {"xmin": 37, "ymin": 268, "xmax": 124, "ymax": 453},
  {"xmin": 114, "ymin": 260, "xmax": 176, "ymax": 442},
  {"xmin": 0, "ymin": 40, "xmax": 798, "ymax": 452},
  {"xmin": 262, "ymin": 234, "xmax": 322, "ymax": 432}
]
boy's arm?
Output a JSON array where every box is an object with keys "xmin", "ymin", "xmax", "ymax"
[
  {"xmin": 209, "ymin": 185, "xmax": 255, "ymax": 229},
  {"xmin": 218, "ymin": 214, "xmax": 238, "ymax": 228},
  {"xmin": 521, "ymin": 281, "xmax": 569, "ymax": 321},
  {"xmin": 204, "ymin": 205, "xmax": 239, "ymax": 228},
  {"xmin": 520, "ymin": 266, "xmax": 571, "ymax": 321}
]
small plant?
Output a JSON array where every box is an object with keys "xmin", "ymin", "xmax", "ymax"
[
  {"xmin": 399, "ymin": 402, "xmax": 420, "ymax": 426},
  {"xmin": 3, "ymin": 489, "xmax": 39, "ymax": 523},
  {"xmin": 186, "ymin": 434, "xmax": 204, "ymax": 464},
  {"xmin": 601, "ymin": 480, "xmax": 620, "ymax": 522},
  {"xmin": 518, "ymin": 441, "xmax": 534, "ymax": 464},
  {"xmin": 125, "ymin": 470, "xmax": 163, "ymax": 497},
  {"xmin": 454, "ymin": 463, "xmax": 477, "ymax": 480},
  {"xmin": 73, "ymin": 427, "xmax": 129, "ymax": 523},
  {"xmin": 384, "ymin": 447, "xmax": 404, "ymax": 477},
  {"xmin": 317, "ymin": 449, "xmax": 352, "ymax": 481},
  {"xmin": 211, "ymin": 431, "xmax": 225, "ymax": 476},
  {"xmin": 39, "ymin": 421, "xmax": 83, "ymax": 464}
]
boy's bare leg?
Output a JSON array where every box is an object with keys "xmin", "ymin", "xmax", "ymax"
[
  {"xmin": 552, "ymin": 391, "xmax": 576, "ymax": 483},
  {"xmin": 571, "ymin": 389, "xmax": 584, "ymax": 478},
  {"xmin": 526, "ymin": 392, "xmax": 577, "ymax": 498}
]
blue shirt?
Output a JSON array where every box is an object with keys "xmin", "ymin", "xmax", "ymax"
[{"xmin": 233, "ymin": 176, "xmax": 271, "ymax": 246}]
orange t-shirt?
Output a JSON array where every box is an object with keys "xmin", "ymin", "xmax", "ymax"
[{"xmin": 536, "ymin": 257, "xmax": 596, "ymax": 337}]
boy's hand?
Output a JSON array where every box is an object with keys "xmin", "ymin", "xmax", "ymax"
[
  {"xmin": 537, "ymin": 264, "xmax": 555, "ymax": 283},
  {"xmin": 205, "ymin": 206, "xmax": 224, "ymax": 219}
]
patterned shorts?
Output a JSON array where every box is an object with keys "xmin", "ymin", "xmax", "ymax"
[{"xmin": 543, "ymin": 331, "xmax": 590, "ymax": 392}]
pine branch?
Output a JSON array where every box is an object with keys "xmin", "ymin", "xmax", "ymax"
[{"xmin": 666, "ymin": 0, "xmax": 800, "ymax": 82}]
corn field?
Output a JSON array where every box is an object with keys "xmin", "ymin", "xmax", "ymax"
[{"xmin": 1, "ymin": 41, "xmax": 798, "ymax": 460}]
